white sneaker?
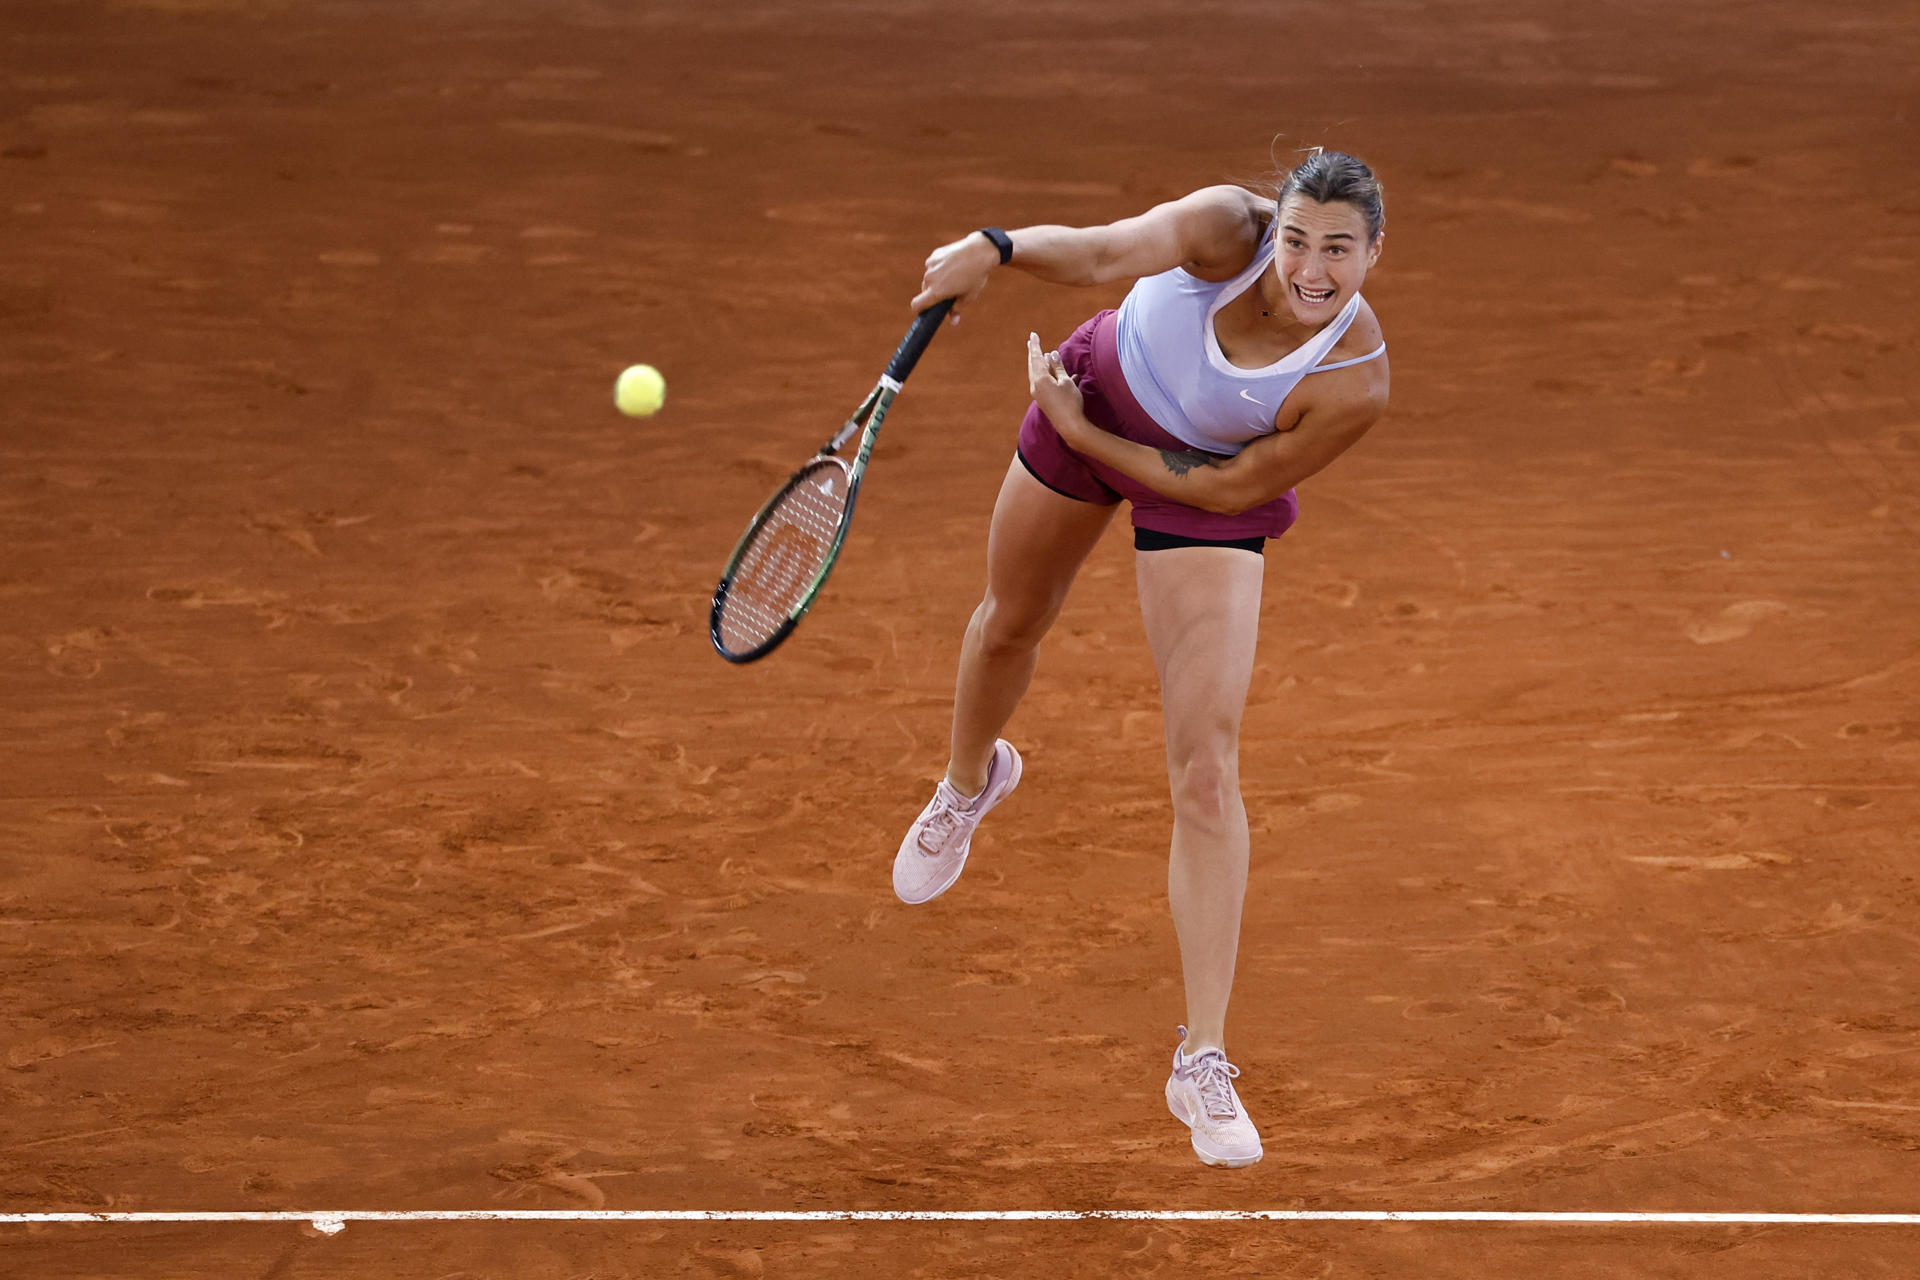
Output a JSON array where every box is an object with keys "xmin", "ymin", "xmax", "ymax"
[
  {"xmin": 1165, "ymin": 1026, "xmax": 1264, "ymax": 1168},
  {"xmin": 892, "ymin": 739, "xmax": 1022, "ymax": 904}
]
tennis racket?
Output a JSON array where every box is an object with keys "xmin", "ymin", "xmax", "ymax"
[{"xmin": 710, "ymin": 298, "xmax": 954, "ymax": 663}]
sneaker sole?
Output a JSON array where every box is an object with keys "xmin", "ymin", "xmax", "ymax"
[{"xmin": 1165, "ymin": 1081, "xmax": 1264, "ymax": 1169}]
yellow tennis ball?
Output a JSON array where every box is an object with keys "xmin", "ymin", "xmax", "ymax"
[{"xmin": 615, "ymin": 363, "xmax": 666, "ymax": 417}]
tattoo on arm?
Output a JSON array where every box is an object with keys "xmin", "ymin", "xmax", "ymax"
[{"xmin": 1158, "ymin": 448, "xmax": 1223, "ymax": 478}]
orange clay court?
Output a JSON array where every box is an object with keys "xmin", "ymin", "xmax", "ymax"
[{"xmin": 3, "ymin": 1, "xmax": 1918, "ymax": 1276}]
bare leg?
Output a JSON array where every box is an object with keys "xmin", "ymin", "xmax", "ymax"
[
  {"xmin": 946, "ymin": 460, "xmax": 1115, "ymax": 794},
  {"xmin": 1135, "ymin": 545, "xmax": 1264, "ymax": 1054}
]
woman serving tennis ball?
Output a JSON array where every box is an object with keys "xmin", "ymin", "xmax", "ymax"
[{"xmin": 894, "ymin": 150, "xmax": 1389, "ymax": 1168}]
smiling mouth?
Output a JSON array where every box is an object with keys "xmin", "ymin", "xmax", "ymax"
[{"xmin": 1293, "ymin": 282, "xmax": 1335, "ymax": 306}]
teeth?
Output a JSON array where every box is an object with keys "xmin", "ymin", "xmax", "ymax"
[{"xmin": 1295, "ymin": 284, "xmax": 1333, "ymax": 302}]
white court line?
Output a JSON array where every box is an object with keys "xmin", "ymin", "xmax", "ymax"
[{"xmin": 4, "ymin": 1210, "xmax": 1920, "ymax": 1235}]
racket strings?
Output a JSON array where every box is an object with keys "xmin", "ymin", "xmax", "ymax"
[{"xmin": 717, "ymin": 462, "xmax": 850, "ymax": 652}]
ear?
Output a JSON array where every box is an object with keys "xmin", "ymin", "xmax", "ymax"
[{"xmin": 1366, "ymin": 230, "xmax": 1385, "ymax": 269}]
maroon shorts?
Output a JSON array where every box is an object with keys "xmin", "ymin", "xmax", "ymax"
[{"xmin": 1015, "ymin": 309, "xmax": 1299, "ymax": 543}]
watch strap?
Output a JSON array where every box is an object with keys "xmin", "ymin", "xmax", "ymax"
[{"xmin": 976, "ymin": 226, "xmax": 1014, "ymax": 264}]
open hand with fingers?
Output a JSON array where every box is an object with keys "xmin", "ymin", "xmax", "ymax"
[{"xmin": 1026, "ymin": 332, "xmax": 1092, "ymax": 448}]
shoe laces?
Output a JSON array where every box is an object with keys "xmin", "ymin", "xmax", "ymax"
[
  {"xmin": 1177, "ymin": 1028, "xmax": 1243, "ymax": 1121},
  {"xmin": 914, "ymin": 784, "xmax": 969, "ymax": 856}
]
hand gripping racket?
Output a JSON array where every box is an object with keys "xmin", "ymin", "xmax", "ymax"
[{"xmin": 710, "ymin": 298, "xmax": 954, "ymax": 663}]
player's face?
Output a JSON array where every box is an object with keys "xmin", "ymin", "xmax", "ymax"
[{"xmin": 1275, "ymin": 196, "xmax": 1382, "ymax": 326}]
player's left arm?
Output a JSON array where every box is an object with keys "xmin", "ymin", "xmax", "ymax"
[{"xmin": 1025, "ymin": 334, "xmax": 1389, "ymax": 515}]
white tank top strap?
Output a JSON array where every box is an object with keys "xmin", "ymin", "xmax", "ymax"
[{"xmin": 1308, "ymin": 341, "xmax": 1387, "ymax": 374}]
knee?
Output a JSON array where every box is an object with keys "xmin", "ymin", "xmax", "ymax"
[
  {"xmin": 972, "ymin": 591, "xmax": 1062, "ymax": 657},
  {"xmin": 1167, "ymin": 740, "xmax": 1241, "ymax": 828}
]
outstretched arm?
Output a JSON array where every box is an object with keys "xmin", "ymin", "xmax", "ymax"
[
  {"xmin": 1025, "ymin": 333, "xmax": 1388, "ymax": 515},
  {"xmin": 911, "ymin": 185, "xmax": 1268, "ymax": 316}
]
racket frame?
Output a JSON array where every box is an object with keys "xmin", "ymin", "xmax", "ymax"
[
  {"xmin": 709, "ymin": 298, "xmax": 953, "ymax": 663},
  {"xmin": 708, "ymin": 377, "xmax": 899, "ymax": 663}
]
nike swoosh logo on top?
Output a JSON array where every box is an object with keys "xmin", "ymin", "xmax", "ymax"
[{"xmin": 1238, "ymin": 389, "xmax": 1267, "ymax": 406}]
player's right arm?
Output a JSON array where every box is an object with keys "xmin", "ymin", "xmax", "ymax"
[{"xmin": 911, "ymin": 185, "xmax": 1267, "ymax": 314}]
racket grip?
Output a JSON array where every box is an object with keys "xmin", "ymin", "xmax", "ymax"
[{"xmin": 883, "ymin": 299, "xmax": 955, "ymax": 384}]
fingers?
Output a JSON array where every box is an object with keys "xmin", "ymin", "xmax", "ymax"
[
  {"xmin": 914, "ymin": 245, "xmax": 952, "ymax": 308},
  {"xmin": 912, "ymin": 267, "xmax": 946, "ymax": 312},
  {"xmin": 915, "ymin": 230, "xmax": 1007, "ymax": 315},
  {"xmin": 1026, "ymin": 334, "xmax": 1076, "ymax": 403},
  {"xmin": 1027, "ymin": 333, "xmax": 1068, "ymax": 380},
  {"xmin": 913, "ymin": 284, "xmax": 974, "ymax": 318},
  {"xmin": 1026, "ymin": 332, "xmax": 1055, "ymax": 383}
]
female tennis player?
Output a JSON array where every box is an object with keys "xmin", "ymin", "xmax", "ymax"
[{"xmin": 893, "ymin": 150, "xmax": 1389, "ymax": 1168}]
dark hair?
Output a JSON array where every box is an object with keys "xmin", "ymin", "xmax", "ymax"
[{"xmin": 1276, "ymin": 150, "xmax": 1385, "ymax": 242}]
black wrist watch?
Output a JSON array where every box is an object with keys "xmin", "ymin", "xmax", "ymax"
[{"xmin": 976, "ymin": 226, "xmax": 1014, "ymax": 264}]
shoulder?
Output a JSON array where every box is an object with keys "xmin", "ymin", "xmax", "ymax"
[
  {"xmin": 1330, "ymin": 294, "xmax": 1387, "ymax": 365},
  {"xmin": 1313, "ymin": 351, "xmax": 1390, "ymax": 424},
  {"xmin": 1165, "ymin": 185, "xmax": 1272, "ymax": 277},
  {"xmin": 1301, "ymin": 303, "xmax": 1389, "ymax": 425},
  {"xmin": 1178, "ymin": 183, "xmax": 1271, "ymax": 223}
]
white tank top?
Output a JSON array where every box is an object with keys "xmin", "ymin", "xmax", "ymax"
[{"xmin": 1114, "ymin": 232, "xmax": 1384, "ymax": 455}]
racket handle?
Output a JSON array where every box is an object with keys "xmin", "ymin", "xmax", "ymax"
[{"xmin": 883, "ymin": 299, "xmax": 955, "ymax": 385}]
